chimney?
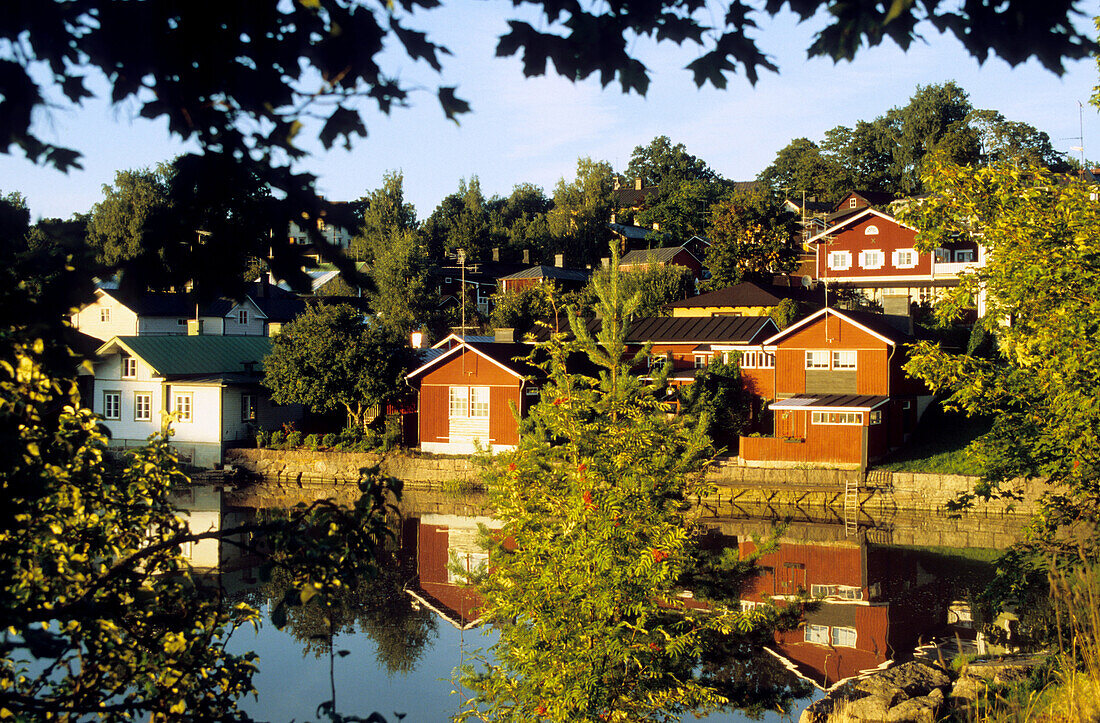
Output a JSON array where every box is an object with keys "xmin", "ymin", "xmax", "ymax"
[
  {"xmin": 410, "ymin": 331, "xmax": 425, "ymax": 349},
  {"xmin": 613, "ymin": 176, "xmax": 621, "ymax": 190},
  {"xmin": 258, "ymin": 274, "xmax": 269, "ymax": 298},
  {"xmin": 494, "ymin": 327, "xmax": 514, "ymax": 343},
  {"xmin": 554, "ymin": 254, "xmax": 564, "ymax": 268},
  {"xmin": 522, "ymin": 249, "xmax": 530, "ymax": 265},
  {"xmin": 492, "ymin": 247, "xmax": 500, "ymax": 262},
  {"xmin": 635, "ymin": 178, "xmax": 642, "ymax": 190}
]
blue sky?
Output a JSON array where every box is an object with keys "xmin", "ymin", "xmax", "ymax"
[{"xmin": 2, "ymin": 3, "xmax": 1097, "ymax": 222}]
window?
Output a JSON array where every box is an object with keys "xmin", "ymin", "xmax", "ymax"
[
  {"xmin": 121, "ymin": 355, "xmax": 137, "ymax": 378},
  {"xmin": 893, "ymin": 249, "xmax": 918, "ymax": 268},
  {"xmin": 694, "ymin": 354, "xmax": 710, "ymax": 369},
  {"xmin": 237, "ymin": 308, "xmax": 248, "ymax": 325},
  {"xmin": 469, "ymin": 387, "xmax": 490, "ymax": 418},
  {"xmin": 955, "ymin": 249, "xmax": 975, "ymax": 262},
  {"xmin": 648, "ymin": 353, "xmax": 670, "ymax": 369},
  {"xmin": 100, "ymin": 308, "xmax": 111, "ymax": 323},
  {"xmin": 739, "ymin": 600, "xmax": 762, "ymax": 612},
  {"xmin": 831, "ymin": 626, "xmax": 858, "ymax": 647},
  {"xmin": 174, "ymin": 393, "xmax": 193, "ymax": 423},
  {"xmin": 805, "ymin": 624, "xmax": 830, "ymax": 645},
  {"xmin": 827, "ymin": 251, "xmax": 851, "ymax": 271},
  {"xmin": 104, "ymin": 391, "xmax": 121, "ymax": 420},
  {"xmin": 449, "ymin": 386, "xmax": 489, "ymax": 418},
  {"xmin": 449, "ymin": 386, "xmax": 468, "ymax": 417},
  {"xmin": 241, "ymin": 394, "xmax": 256, "ymax": 422},
  {"xmin": 740, "ymin": 351, "xmax": 775, "ymax": 369},
  {"xmin": 134, "ymin": 392, "xmax": 152, "ymax": 421},
  {"xmin": 805, "ymin": 350, "xmax": 829, "ymax": 369},
  {"xmin": 869, "ymin": 410, "xmax": 883, "ymax": 425},
  {"xmin": 811, "ymin": 585, "xmax": 864, "ymax": 600},
  {"xmin": 934, "ymin": 247, "xmax": 952, "ymax": 263},
  {"xmin": 859, "ymin": 249, "xmax": 884, "ymax": 269},
  {"xmin": 864, "ymin": 224, "xmax": 879, "ymax": 235},
  {"xmin": 812, "ymin": 411, "xmax": 863, "ymax": 425},
  {"xmin": 832, "ymin": 350, "xmax": 857, "ymax": 369},
  {"xmin": 849, "ymin": 198, "xmax": 858, "ymax": 208},
  {"xmin": 177, "ymin": 318, "xmax": 187, "ymax": 326}
]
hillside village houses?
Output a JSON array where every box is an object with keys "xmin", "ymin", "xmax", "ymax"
[{"xmin": 76, "ymin": 185, "xmax": 986, "ymax": 470}]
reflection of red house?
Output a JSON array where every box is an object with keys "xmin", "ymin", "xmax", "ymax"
[
  {"xmin": 411, "ymin": 515, "xmax": 494, "ymax": 628},
  {"xmin": 739, "ymin": 307, "xmax": 930, "ymax": 468},
  {"xmin": 405, "ymin": 342, "xmax": 541, "ymax": 455}
]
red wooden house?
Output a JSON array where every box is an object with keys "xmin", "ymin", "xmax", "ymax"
[
  {"xmin": 809, "ymin": 208, "xmax": 982, "ymax": 308},
  {"xmin": 405, "ymin": 341, "xmax": 541, "ymax": 455},
  {"xmin": 739, "ymin": 307, "xmax": 930, "ymax": 468}
]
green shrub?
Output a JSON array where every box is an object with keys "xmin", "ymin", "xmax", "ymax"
[
  {"xmin": 255, "ymin": 429, "xmax": 270, "ymax": 448},
  {"xmin": 269, "ymin": 430, "xmax": 285, "ymax": 448},
  {"xmin": 286, "ymin": 431, "xmax": 302, "ymax": 449},
  {"xmin": 380, "ymin": 414, "xmax": 403, "ymax": 452},
  {"xmin": 322, "ymin": 433, "xmax": 337, "ymax": 448},
  {"xmin": 304, "ymin": 433, "xmax": 320, "ymax": 450}
]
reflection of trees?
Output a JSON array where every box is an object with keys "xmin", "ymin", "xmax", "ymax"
[{"xmin": 259, "ymin": 549, "xmax": 437, "ymax": 675}]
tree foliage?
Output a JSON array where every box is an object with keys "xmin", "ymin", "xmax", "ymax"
[
  {"xmin": 580, "ymin": 261, "xmax": 694, "ymax": 318},
  {"xmin": 264, "ymin": 303, "xmax": 410, "ymax": 428},
  {"xmin": 548, "ymin": 158, "xmax": 616, "ymax": 267},
  {"xmin": 898, "ymin": 160, "xmax": 1100, "ymax": 610},
  {"xmin": 350, "ymin": 171, "xmax": 418, "ymax": 263},
  {"xmin": 702, "ymin": 190, "xmax": 799, "ymax": 290},
  {"xmin": 458, "ymin": 253, "xmax": 806, "ymax": 722}
]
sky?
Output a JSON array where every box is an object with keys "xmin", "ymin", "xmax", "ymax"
[{"xmin": 2, "ymin": 3, "xmax": 1098, "ymax": 223}]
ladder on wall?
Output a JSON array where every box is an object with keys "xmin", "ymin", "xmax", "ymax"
[{"xmin": 844, "ymin": 477, "xmax": 858, "ymax": 537}]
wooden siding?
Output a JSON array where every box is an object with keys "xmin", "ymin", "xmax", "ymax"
[
  {"xmin": 489, "ymin": 386, "xmax": 521, "ymax": 446},
  {"xmin": 774, "ymin": 316, "xmax": 892, "ymax": 397},
  {"xmin": 421, "ymin": 348, "xmax": 521, "ymax": 386},
  {"xmin": 817, "ymin": 215, "xmax": 930, "ymax": 280},
  {"xmin": 740, "ymin": 541, "xmax": 864, "ymax": 593},
  {"xmin": 417, "ymin": 348, "xmax": 525, "ymax": 447},
  {"xmin": 805, "ymin": 369, "xmax": 857, "ymax": 395},
  {"xmin": 419, "ymin": 385, "xmax": 448, "ymax": 444},
  {"xmin": 740, "ymin": 422, "xmax": 865, "ymax": 465},
  {"xmin": 741, "ymin": 368, "xmax": 774, "ymax": 399}
]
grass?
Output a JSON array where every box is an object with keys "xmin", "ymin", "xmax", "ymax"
[{"xmin": 875, "ymin": 404, "xmax": 991, "ymax": 475}]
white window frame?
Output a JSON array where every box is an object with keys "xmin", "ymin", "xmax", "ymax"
[
  {"xmin": 812, "ymin": 411, "xmax": 863, "ymax": 425},
  {"xmin": 859, "ymin": 249, "xmax": 884, "ymax": 270},
  {"xmin": 864, "ymin": 224, "xmax": 879, "ymax": 235},
  {"xmin": 449, "ymin": 386, "xmax": 490, "ymax": 418},
  {"xmin": 100, "ymin": 307, "xmax": 111, "ymax": 323},
  {"xmin": 869, "ymin": 410, "xmax": 883, "ymax": 425},
  {"xmin": 174, "ymin": 393, "xmax": 193, "ymax": 423},
  {"xmin": 893, "ymin": 249, "xmax": 918, "ymax": 269},
  {"xmin": 934, "ymin": 247, "xmax": 951, "ymax": 263},
  {"xmin": 849, "ymin": 198, "xmax": 858, "ymax": 209},
  {"xmin": 134, "ymin": 392, "xmax": 152, "ymax": 422},
  {"xmin": 805, "ymin": 624, "xmax": 830, "ymax": 645},
  {"xmin": 955, "ymin": 249, "xmax": 975, "ymax": 262},
  {"xmin": 805, "ymin": 350, "xmax": 829, "ymax": 369},
  {"xmin": 241, "ymin": 393, "xmax": 256, "ymax": 422},
  {"xmin": 831, "ymin": 626, "xmax": 858, "ymax": 647},
  {"xmin": 104, "ymin": 391, "xmax": 121, "ymax": 420},
  {"xmin": 121, "ymin": 355, "xmax": 137, "ymax": 378},
  {"xmin": 827, "ymin": 250, "xmax": 852, "ymax": 271},
  {"xmin": 694, "ymin": 354, "xmax": 710, "ymax": 369},
  {"xmin": 832, "ymin": 350, "xmax": 857, "ymax": 369}
]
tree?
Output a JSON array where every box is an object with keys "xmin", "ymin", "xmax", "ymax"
[
  {"xmin": 820, "ymin": 119, "xmax": 896, "ymax": 194},
  {"xmin": 264, "ymin": 303, "xmax": 410, "ymax": 428},
  {"xmin": 623, "ymin": 137, "xmax": 725, "ymax": 240},
  {"xmin": 758, "ymin": 138, "xmax": 850, "ymax": 204},
  {"xmin": 547, "ymin": 157, "xmax": 616, "ymax": 267},
  {"xmin": 884, "ymin": 82, "xmax": 979, "ymax": 193},
  {"xmin": 966, "ymin": 109, "xmax": 1068, "ymax": 169},
  {"xmin": 486, "ymin": 183, "xmax": 554, "ymax": 262},
  {"xmin": 368, "ymin": 228, "xmax": 437, "ymax": 338},
  {"xmin": 624, "ymin": 136, "xmax": 717, "ymax": 188},
  {"xmin": 350, "ymin": 171, "xmax": 418, "ymax": 263},
  {"xmin": 580, "ymin": 261, "xmax": 694, "ymax": 317},
  {"xmin": 86, "ymin": 164, "xmax": 173, "ymax": 267},
  {"xmin": 898, "ymin": 160, "xmax": 1100, "ymax": 635},
  {"xmin": 421, "ymin": 177, "xmax": 492, "ymax": 262},
  {"xmin": 702, "ymin": 190, "xmax": 799, "ymax": 290},
  {"xmin": 489, "ymin": 283, "xmax": 560, "ymax": 337},
  {"xmin": 458, "ymin": 251, "xmax": 806, "ymax": 722}
]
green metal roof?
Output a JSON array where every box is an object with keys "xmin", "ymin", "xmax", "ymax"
[{"xmin": 98, "ymin": 335, "xmax": 271, "ymax": 377}]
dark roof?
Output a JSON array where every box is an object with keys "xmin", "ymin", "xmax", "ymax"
[
  {"xmin": 429, "ymin": 261, "xmax": 530, "ymax": 283},
  {"xmin": 98, "ymin": 335, "xmax": 271, "ymax": 377},
  {"xmin": 627, "ymin": 316, "xmax": 776, "ymax": 344},
  {"xmin": 836, "ymin": 308, "xmax": 916, "ymax": 343},
  {"xmin": 608, "ymin": 222, "xmax": 652, "ymax": 241},
  {"xmin": 771, "ymin": 393, "xmax": 890, "ymax": 410},
  {"xmin": 106, "ymin": 282, "xmax": 304, "ymax": 322},
  {"xmin": 619, "ymin": 247, "xmax": 693, "ymax": 265},
  {"xmin": 498, "ymin": 266, "xmax": 589, "ymax": 283},
  {"xmin": 666, "ymin": 281, "xmax": 825, "ymax": 309},
  {"xmin": 613, "ymin": 185, "xmax": 658, "ymax": 208}
]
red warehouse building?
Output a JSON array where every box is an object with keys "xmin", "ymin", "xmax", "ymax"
[{"xmin": 739, "ymin": 307, "xmax": 930, "ymax": 468}]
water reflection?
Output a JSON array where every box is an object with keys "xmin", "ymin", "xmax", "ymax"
[{"xmin": 183, "ymin": 486, "xmax": 997, "ymax": 721}]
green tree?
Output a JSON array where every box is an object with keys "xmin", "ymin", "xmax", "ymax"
[
  {"xmin": 623, "ymin": 137, "xmax": 725, "ymax": 240},
  {"xmin": 966, "ymin": 109, "xmax": 1068, "ymax": 169},
  {"xmin": 489, "ymin": 283, "xmax": 559, "ymax": 337},
  {"xmin": 86, "ymin": 164, "xmax": 173, "ymax": 267},
  {"xmin": 820, "ymin": 119, "xmax": 896, "ymax": 194},
  {"xmin": 898, "ymin": 160, "xmax": 1100, "ymax": 633},
  {"xmin": 368, "ymin": 228, "xmax": 436, "ymax": 338},
  {"xmin": 422, "ymin": 177, "xmax": 493, "ymax": 262},
  {"xmin": 264, "ymin": 303, "xmax": 410, "ymax": 428},
  {"xmin": 458, "ymin": 252, "xmax": 805, "ymax": 722},
  {"xmin": 581, "ymin": 260, "xmax": 694, "ymax": 317},
  {"xmin": 702, "ymin": 190, "xmax": 799, "ymax": 290},
  {"xmin": 350, "ymin": 171, "xmax": 418, "ymax": 263},
  {"xmin": 486, "ymin": 183, "xmax": 554, "ymax": 262},
  {"xmin": 548, "ymin": 157, "xmax": 616, "ymax": 267},
  {"xmin": 758, "ymin": 138, "xmax": 850, "ymax": 204},
  {"xmin": 884, "ymin": 82, "xmax": 979, "ymax": 193},
  {"xmin": 677, "ymin": 358, "xmax": 754, "ymax": 453},
  {"xmin": 623, "ymin": 135, "xmax": 717, "ymax": 188}
]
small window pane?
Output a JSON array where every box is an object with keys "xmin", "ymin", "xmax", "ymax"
[
  {"xmin": 805, "ymin": 624, "xmax": 830, "ymax": 645},
  {"xmin": 831, "ymin": 626, "xmax": 857, "ymax": 647},
  {"xmin": 806, "ymin": 351, "xmax": 829, "ymax": 369},
  {"xmin": 134, "ymin": 393, "xmax": 151, "ymax": 421},
  {"xmin": 449, "ymin": 387, "xmax": 469, "ymax": 417},
  {"xmin": 122, "ymin": 356, "xmax": 137, "ymax": 378},
  {"xmin": 832, "ymin": 350, "xmax": 857, "ymax": 369},
  {"xmin": 174, "ymin": 394, "xmax": 193, "ymax": 422},
  {"xmin": 104, "ymin": 392, "xmax": 121, "ymax": 420}
]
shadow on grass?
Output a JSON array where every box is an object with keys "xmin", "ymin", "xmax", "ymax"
[{"xmin": 875, "ymin": 404, "xmax": 992, "ymax": 475}]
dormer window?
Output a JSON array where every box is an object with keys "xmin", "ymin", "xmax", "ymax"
[
  {"xmin": 100, "ymin": 308, "xmax": 111, "ymax": 323},
  {"xmin": 121, "ymin": 355, "xmax": 137, "ymax": 378},
  {"xmin": 849, "ymin": 198, "xmax": 857, "ymax": 208}
]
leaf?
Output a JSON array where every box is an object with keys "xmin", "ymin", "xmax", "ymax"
[
  {"xmin": 271, "ymin": 601, "xmax": 288, "ymax": 629},
  {"xmin": 438, "ymin": 87, "xmax": 471, "ymax": 123}
]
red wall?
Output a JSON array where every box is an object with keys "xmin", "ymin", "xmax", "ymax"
[
  {"xmin": 418, "ymin": 348, "xmax": 525, "ymax": 446},
  {"xmin": 816, "ymin": 215, "xmax": 929, "ymax": 281}
]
